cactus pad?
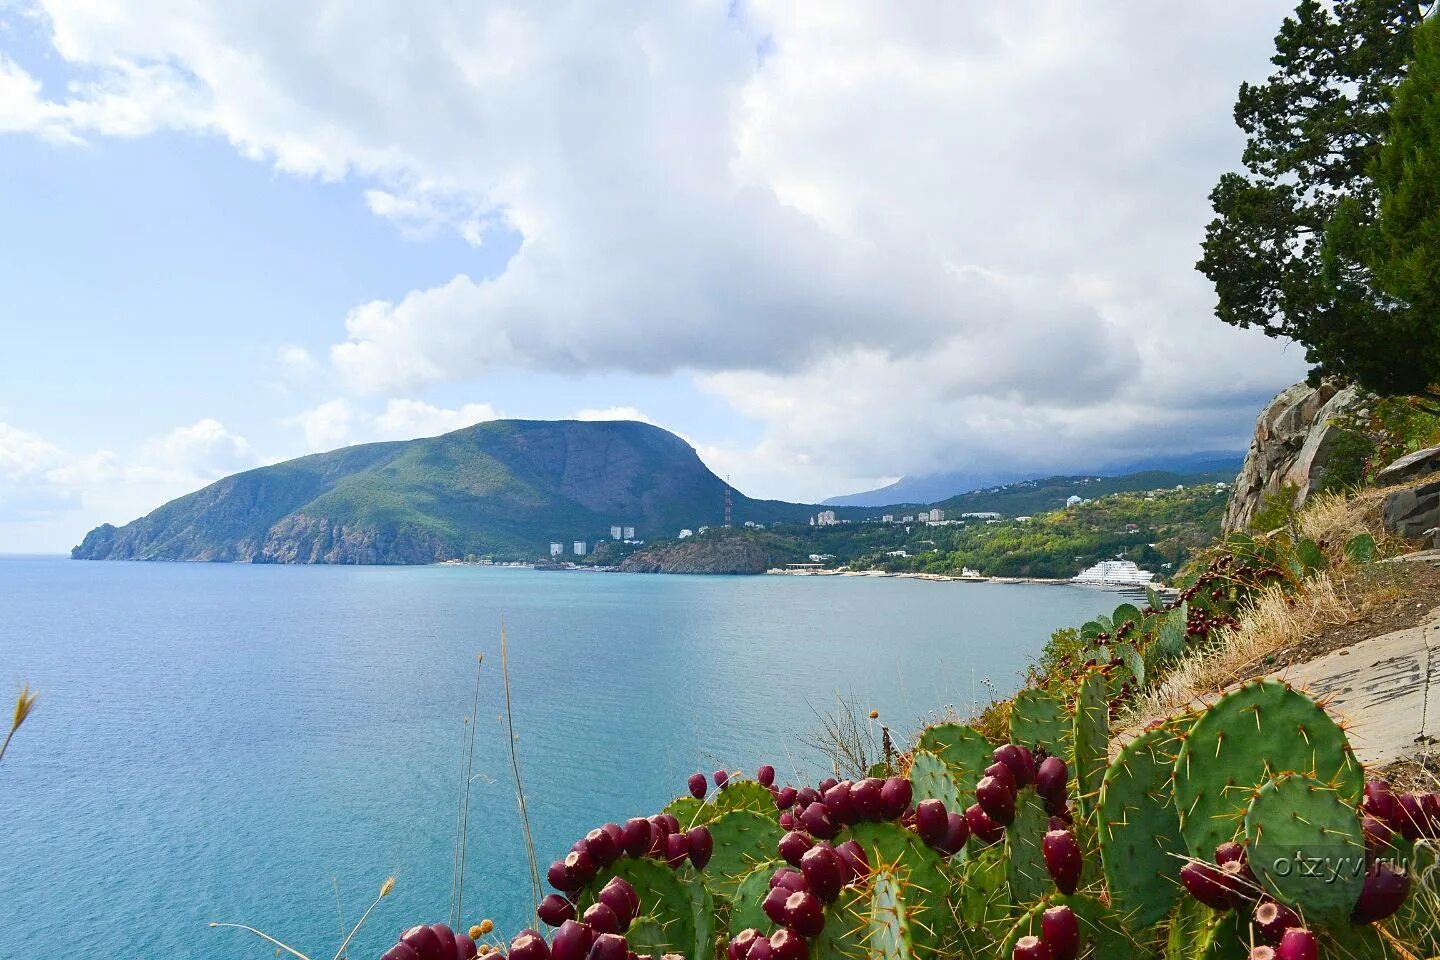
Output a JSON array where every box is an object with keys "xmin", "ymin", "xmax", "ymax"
[
  {"xmin": 829, "ymin": 821, "xmax": 954, "ymax": 956},
  {"xmin": 1098, "ymin": 724, "xmax": 1188, "ymax": 927},
  {"xmin": 699, "ymin": 809, "xmax": 784, "ymax": 899},
  {"xmin": 1011, "ymin": 687, "xmax": 1071, "ymax": 757},
  {"xmin": 1173, "ymin": 679, "xmax": 1361, "ymax": 858},
  {"xmin": 1244, "ymin": 772, "xmax": 1367, "ymax": 924},
  {"xmin": 580, "ymin": 857, "xmax": 702, "ymax": 958},
  {"xmin": 955, "ymin": 840, "xmax": 1009, "ymax": 930},
  {"xmin": 1073, "ymin": 671, "xmax": 1110, "ymax": 820},
  {"xmin": 914, "ymin": 722, "xmax": 992, "ymax": 796},
  {"xmin": 1004, "ymin": 790, "xmax": 1051, "ymax": 904},
  {"xmin": 907, "ymin": 749, "xmax": 964, "ymax": 812}
]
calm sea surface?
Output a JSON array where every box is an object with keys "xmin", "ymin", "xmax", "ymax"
[{"xmin": 0, "ymin": 557, "xmax": 1121, "ymax": 959}]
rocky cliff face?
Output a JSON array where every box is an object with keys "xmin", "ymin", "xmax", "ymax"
[{"xmin": 1223, "ymin": 382, "xmax": 1369, "ymax": 533}]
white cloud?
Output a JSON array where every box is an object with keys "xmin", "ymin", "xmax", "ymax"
[
  {"xmin": 284, "ymin": 399, "xmax": 354, "ymax": 452},
  {"xmin": 9, "ymin": 0, "xmax": 1310, "ymax": 493},
  {"xmin": 275, "ymin": 344, "xmax": 317, "ymax": 378},
  {"xmin": 572, "ymin": 406, "xmax": 656, "ymax": 425},
  {"xmin": 373, "ymin": 398, "xmax": 498, "ymax": 439}
]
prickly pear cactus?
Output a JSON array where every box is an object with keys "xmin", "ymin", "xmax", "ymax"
[
  {"xmin": 1244, "ymin": 773, "xmax": 1367, "ymax": 924},
  {"xmin": 1011, "ymin": 687, "xmax": 1071, "ymax": 758},
  {"xmin": 1073, "ymin": 671, "xmax": 1109, "ymax": 819},
  {"xmin": 908, "ymin": 749, "xmax": 964, "ymax": 811},
  {"xmin": 1173, "ymin": 908, "xmax": 1246, "ymax": 960},
  {"xmin": 1001, "ymin": 894, "xmax": 1143, "ymax": 960},
  {"xmin": 1004, "ymin": 790, "xmax": 1051, "ymax": 904},
  {"xmin": 914, "ymin": 722, "xmax": 992, "ymax": 795},
  {"xmin": 825, "ymin": 821, "xmax": 955, "ymax": 957},
  {"xmin": 665, "ymin": 794, "xmax": 705, "ymax": 827},
  {"xmin": 727, "ymin": 860, "xmax": 779, "ymax": 936},
  {"xmin": 1098, "ymin": 722, "xmax": 1190, "ymax": 927},
  {"xmin": 701, "ymin": 809, "xmax": 784, "ymax": 899},
  {"xmin": 667, "ymin": 779, "xmax": 777, "ymax": 829},
  {"xmin": 1173, "ymin": 679, "xmax": 1362, "ymax": 858},
  {"xmin": 582, "ymin": 857, "xmax": 709, "ymax": 959},
  {"xmin": 955, "ymin": 840, "xmax": 1009, "ymax": 931}
]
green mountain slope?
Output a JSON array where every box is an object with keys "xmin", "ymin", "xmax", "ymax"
[{"xmin": 72, "ymin": 420, "xmax": 816, "ymax": 564}]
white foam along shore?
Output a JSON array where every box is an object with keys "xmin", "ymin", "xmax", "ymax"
[{"xmin": 765, "ymin": 566, "xmax": 1175, "ymax": 592}]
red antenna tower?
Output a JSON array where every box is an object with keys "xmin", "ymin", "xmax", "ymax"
[{"xmin": 724, "ymin": 476, "xmax": 733, "ymax": 528}]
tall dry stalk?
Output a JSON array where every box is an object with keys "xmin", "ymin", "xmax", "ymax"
[
  {"xmin": 452, "ymin": 654, "xmax": 484, "ymax": 928},
  {"xmin": 501, "ymin": 622, "xmax": 543, "ymax": 916},
  {"xmin": 210, "ymin": 876, "xmax": 395, "ymax": 960},
  {"xmin": 798, "ymin": 692, "xmax": 878, "ymax": 780},
  {"xmin": 0, "ymin": 683, "xmax": 37, "ymax": 765}
]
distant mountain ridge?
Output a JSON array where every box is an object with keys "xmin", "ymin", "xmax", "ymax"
[
  {"xmin": 72, "ymin": 420, "xmax": 818, "ymax": 564},
  {"xmin": 822, "ymin": 451, "xmax": 1245, "ymax": 506}
]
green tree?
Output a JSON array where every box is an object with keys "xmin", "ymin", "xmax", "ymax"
[{"xmin": 1196, "ymin": 0, "xmax": 1433, "ymax": 394}]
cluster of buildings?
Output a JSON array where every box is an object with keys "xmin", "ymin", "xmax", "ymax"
[{"xmin": 549, "ymin": 523, "xmax": 643, "ymax": 557}]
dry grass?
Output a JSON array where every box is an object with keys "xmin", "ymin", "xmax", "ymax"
[{"xmin": 1129, "ymin": 573, "xmax": 1361, "ymax": 723}]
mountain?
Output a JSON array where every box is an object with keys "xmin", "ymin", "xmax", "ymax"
[
  {"xmin": 72, "ymin": 420, "xmax": 821, "ymax": 564},
  {"xmin": 822, "ymin": 451, "xmax": 1246, "ymax": 506}
]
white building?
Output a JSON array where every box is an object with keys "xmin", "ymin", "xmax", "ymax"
[
  {"xmin": 573, "ymin": 541, "xmax": 587, "ymax": 556},
  {"xmin": 928, "ymin": 508, "xmax": 945, "ymax": 522},
  {"xmin": 610, "ymin": 525, "xmax": 623, "ymax": 540},
  {"xmin": 815, "ymin": 510, "xmax": 838, "ymax": 527},
  {"xmin": 1066, "ymin": 495, "xmax": 1084, "ymax": 507},
  {"xmin": 882, "ymin": 514, "xmax": 895, "ymax": 523},
  {"xmin": 678, "ymin": 529, "xmax": 694, "ymax": 539},
  {"xmin": 901, "ymin": 515, "xmax": 915, "ymax": 523},
  {"xmin": 623, "ymin": 526, "xmax": 636, "ymax": 539},
  {"xmin": 961, "ymin": 511, "xmax": 1001, "ymax": 520},
  {"xmin": 886, "ymin": 549, "xmax": 909, "ymax": 558},
  {"xmin": 549, "ymin": 543, "xmax": 563, "ymax": 557}
]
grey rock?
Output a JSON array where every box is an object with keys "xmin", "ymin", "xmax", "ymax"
[
  {"xmin": 1376, "ymin": 445, "xmax": 1440, "ymax": 487},
  {"xmin": 1382, "ymin": 480, "xmax": 1440, "ymax": 541}
]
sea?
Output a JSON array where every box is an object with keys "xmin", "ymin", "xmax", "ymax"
[{"xmin": 0, "ymin": 556, "xmax": 1123, "ymax": 959}]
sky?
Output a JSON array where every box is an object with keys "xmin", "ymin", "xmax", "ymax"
[{"xmin": 0, "ymin": 0, "xmax": 1311, "ymax": 553}]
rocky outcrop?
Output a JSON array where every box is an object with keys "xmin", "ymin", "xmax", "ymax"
[
  {"xmin": 617, "ymin": 537, "xmax": 775, "ymax": 574},
  {"xmin": 1376, "ymin": 445, "xmax": 1440, "ymax": 487},
  {"xmin": 1223, "ymin": 383, "xmax": 1368, "ymax": 533},
  {"xmin": 1382, "ymin": 481, "xmax": 1440, "ymax": 546}
]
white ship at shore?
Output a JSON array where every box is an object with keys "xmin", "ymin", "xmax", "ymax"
[{"xmin": 1071, "ymin": 559, "xmax": 1156, "ymax": 587}]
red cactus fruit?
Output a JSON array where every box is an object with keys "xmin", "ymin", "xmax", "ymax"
[
  {"xmin": 1275, "ymin": 928, "xmax": 1318, "ymax": 960},
  {"xmin": 664, "ymin": 831, "xmax": 690, "ymax": 869},
  {"xmin": 430, "ymin": 924, "xmax": 459, "ymax": 960},
  {"xmin": 775, "ymin": 785, "xmax": 798, "ymax": 810},
  {"xmin": 598, "ymin": 876, "xmax": 638, "ymax": 928},
  {"xmin": 728, "ymin": 930, "xmax": 760, "ymax": 960},
  {"xmin": 784, "ymin": 890, "xmax": 825, "ymax": 938},
  {"xmin": 1421, "ymin": 793, "xmax": 1440, "ymax": 838},
  {"xmin": 797, "ymin": 786, "xmax": 822, "ymax": 807},
  {"xmin": 744, "ymin": 936, "xmax": 774, "ymax": 960},
  {"xmin": 550, "ymin": 920, "xmax": 594, "ymax": 960},
  {"xmin": 819, "ymin": 777, "xmax": 838, "ymax": 793},
  {"xmin": 778, "ymin": 811, "xmax": 796, "ymax": 830},
  {"xmin": 582, "ymin": 902, "xmax": 621, "ymax": 935},
  {"xmin": 936, "ymin": 812, "xmax": 970, "ymax": 857},
  {"xmin": 848, "ymin": 778, "xmax": 883, "ymax": 821},
  {"xmin": 1213, "ymin": 841, "xmax": 1245, "ymax": 866},
  {"xmin": 1035, "ymin": 756, "xmax": 1067, "ymax": 800},
  {"xmin": 508, "ymin": 930, "xmax": 552, "ymax": 960},
  {"xmin": 835, "ymin": 838, "xmax": 870, "ymax": 883},
  {"xmin": 984, "ymin": 761, "xmax": 1018, "ymax": 793},
  {"xmin": 770, "ymin": 866, "xmax": 808, "ymax": 892},
  {"xmin": 402, "ymin": 926, "xmax": 444, "ymax": 960},
  {"xmin": 880, "ymin": 777, "xmax": 912, "ymax": 819},
  {"xmin": 976, "ymin": 776, "xmax": 1017, "ymax": 826},
  {"xmin": 688, "ymin": 772, "xmax": 708, "ymax": 799},
  {"xmin": 1252, "ymin": 899, "xmax": 1300, "ymax": 943},
  {"xmin": 1397, "ymin": 793, "xmax": 1427, "ymax": 840},
  {"xmin": 714, "ymin": 769, "xmax": 730, "ymax": 789},
  {"xmin": 758, "ymin": 764, "xmax": 776, "ymax": 787},
  {"xmin": 799, "ymin": 801, "xmax": 839, "ymax": 839},
  {"xmin": 538, "ymin": 893, "xmax": 577, "ymax": 927},
  {"xmin": 381, "ymin": 945, "xmax": 421, "ymax": 960},
  {"xmin": 547, "ymin": 859, "xmax": 580, "ymax": 893},
  {"xmin": 993, "ymin": 743, "xmax": 1037, "ymax": 788},
  {"xmin": 762, "ymin": 885, "xmax": 792, "ymax": 925},
  {"xmin": 1251, "ymin": 948, "xmax": 1276, "ymax": 960},
  {"xmin": 915, "ymin": 798, "xmax": 950, "ymax": 846},
  {"xmin": 822, "ymin": 780, "xmax": 856, "ymax": 824},
  {"xmin": 800, "ymin": 843, "xmax": 845, "ymax": 902},
  {"xmin": 565, "ymin": 847, "xmax": 597, "ymax": 886},
  {"xmin": 688, "ymin": 826, "xmax": 714, "ymax": 870},
  {"xmin": 587, "ymin": 932, "xmax": 628, "ymax": 960},
  {"xmin": 1363, "ymin": 779, "xmax": 1399, "ymax": 826},
  {"xmin": 1179, "ymin": 861, "xmax": 1241, "ymax": 909},
  {"xmin": 583, "ymin": 828, "xmax": 619, "ymax": 867},
  {"xmin": 657, "ymin": 813, "xmax": 681, "ymax": 834},
  {"xmin": 1013, "ymin": 934, "xmax": 1052, "ymax": 960},
  {"xmin": 966, "ymin": 803, "xmax": 1005, "ymax": 845},
  {"xmin": 620, "ymin": 818, "xmax": 652, "ymax": 858},
  {"xmin": 778, "ymin": 830, "xmax": 814, "ymax": 866},
  {"xmin": 1041, "ymin": 905, "xmax": 1079, "ymax": 960},
  {"xmin": 1352, "ymin": 862, "xmax": 1411, "ymax": 923},
  {"xmin": 1043, "ymin": 829, "xmax": 1081, "ymax": 894},
  {"xmin": 768, "ymin": 929, "xmax": 807, "ymax": 960},
  {"xmin": 1362, "ymin": 814, "xmax": 1395, "ymax": 852},
  {"xmin": 454, "ymin": 933, "xmax": 478, "ymax": 960}
]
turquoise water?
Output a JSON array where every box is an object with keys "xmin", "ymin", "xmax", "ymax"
[{"xmin": 0, "ymin": 557, "xmax": 1120, "ymax": 959}]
